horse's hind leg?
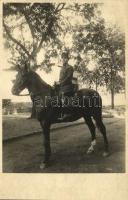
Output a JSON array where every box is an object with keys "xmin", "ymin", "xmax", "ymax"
[
  {"xmin": 94, "ymin": 114, "xmax": 109, "ymax": 157},
  {"xmin": 83, "ymin": 116, "xmax": 97, "ymax": 154}
]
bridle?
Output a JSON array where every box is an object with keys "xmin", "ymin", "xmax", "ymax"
[
  {"xmin": 14, "ymin": 72, "xmax": 53, "ymax": 97},
  {"xmin": 18, "ymin": 94, "xmax": 30, "ymax": 96},
  {"xmin": 17, "ymin": 90, "xmax": 52, "ymax": 97}
]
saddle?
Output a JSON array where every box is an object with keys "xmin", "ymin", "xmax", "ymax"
[
  {"xmin": 53, "ymin": 81, "xmax": 78, "ymax": 96},
  {"xmin": 53, "ymin": 82, "xmax": 79, "ymax": 121}
]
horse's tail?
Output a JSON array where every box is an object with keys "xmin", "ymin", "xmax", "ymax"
[{"xmin": 93, "ymin": 94, "xmax": 103, "ymax": 121}]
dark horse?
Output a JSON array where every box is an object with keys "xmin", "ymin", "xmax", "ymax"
[{"xmin": 12, "ymin": 66, "xmax": 109, "ymax": 169}]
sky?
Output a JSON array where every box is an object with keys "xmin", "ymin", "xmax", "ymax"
[{"xmin": 1, "ymin": 2, "xmax": 126, "ymax": 103}]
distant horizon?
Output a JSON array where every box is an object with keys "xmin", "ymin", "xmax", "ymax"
[{"xmin": 2, "ymin": 92, "xmax": 125, "ymax": 107}]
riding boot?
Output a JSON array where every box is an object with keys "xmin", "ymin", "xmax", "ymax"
[
  {"xmin": 57, "ymin": 91, "xmax": 74, "ymax": 121},
  {"xmin": 61, "ymin": 113, "xmax": 72, "ymax": 120},
  {"xmin": 58, "ymin": 105, "xmax": 73, "ymax": 121}
]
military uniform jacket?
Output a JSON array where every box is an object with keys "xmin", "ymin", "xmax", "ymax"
[{"xmin": 59, "ymin": 64, "xmax": 74, "ymax": 93}]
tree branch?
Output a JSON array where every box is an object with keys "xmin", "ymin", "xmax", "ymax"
[
  {"xmin": 20, "ymin": 23, "xmax": 26, "ymax": 48},
  {"xmin": 63, "ymin": 7, "xmax": 78, "ymax": 12},
  {"xmin": 33, "ymin": 19, "xmax": 52, "ymax": 55},
  {"xmin": 3, "ymin": 21, "xmax": 31, "ymax": 58},
  {"xmin": 31, "ymin": 3, "xmax": 66, "ymax": 56},
  {"xmin": 54, "ymin": 3, "xmax": 65, "ymax": 13},
  {"xmin": 20, "ymin": 8, "xmax": 35, "ymax": 40},
  {"xmin": 34, "ymin": 34, "xmax": 47, "ymax": 55},
  {"xmin": 9, "ymin": 21, "xmax": 26, "ymax": 30},
  {"xmin": 16, "ymin": 6, "xmax": 37, "ymax": 52}
]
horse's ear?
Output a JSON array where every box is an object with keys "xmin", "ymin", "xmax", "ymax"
[
  {"xmin": 24, "ymin": 62, "xmax": 30, "ymax": 73},
  {"xmin": 16, "ymin": 65, "xmax": 21, "ymax": 72},
  {"xmin": 21, "ymin": 62, "xmax": 30, "ymax": 74}
]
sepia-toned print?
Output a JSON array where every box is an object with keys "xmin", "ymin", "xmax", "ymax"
[{"xmin": 2, "ymin": 2, "xmax": 125, "ymax": 173}]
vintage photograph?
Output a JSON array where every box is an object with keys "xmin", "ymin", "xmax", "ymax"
[{"xmin": 2, "ymin": 2, "xmax": 125, "ymax": 173}]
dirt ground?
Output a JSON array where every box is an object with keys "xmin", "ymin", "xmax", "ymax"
[
  {"xmin": 3, "ymin": 105, "xmax": 125, "ymax": 140},
  {"xmin": 2, "ymin": 114, "xmax": 83, "ymax": 140},
  {"xmin": 3, "ymin": 118, "xmax": 125, "ymax": 173}
]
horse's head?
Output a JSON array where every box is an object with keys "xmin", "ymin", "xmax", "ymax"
[
  {"xmin": 12, "ymin": 64, "xmax": 51, "ymax": 96},
  {"xmin": 11, "ymin": 64, "xmax": 30, "ymax": 96}
]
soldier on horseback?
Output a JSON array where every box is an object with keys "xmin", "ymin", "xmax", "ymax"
[{"xmin": 58, "ymin": 48, "xmax": 78, "ymax": 120}]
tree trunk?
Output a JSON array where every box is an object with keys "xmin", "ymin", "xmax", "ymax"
[
  {"xmin": 111, "ymin": 88, "xmax": 114, "ymax": 109},
  {"xmin": 110, "ymin": 59, "xmax": 115, "ymax": 109},
  {"xmin": 95, "ymin": 78, "xmax": 98, "ymax": 91},
  {"xmin": 111, "ymin": 70, "xmax": 115, "ymax": 109}
]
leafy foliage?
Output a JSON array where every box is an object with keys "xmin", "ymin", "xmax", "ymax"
[
  {"xmin": 2, "ymin": 99, "xmax": 12, "ymax": 108},
  {"xmin": 3, "ymin": 3, "xmax": 125, "ymax": 108},
  {"xmin": 73, "ymin": 5, "xmax": 125, "ymax": 94},
  {"xmin": 3, "ymin": 3, "xmax": 64, "ymax": 70}
]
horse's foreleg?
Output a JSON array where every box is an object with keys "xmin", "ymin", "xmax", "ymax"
[
  {"xmin": 83, "ymin": 116, "xmax": 97, "ymax": 154},
  {"xmin": 40, "ymin": 121, "xmax": 51, "ymax": 169}
]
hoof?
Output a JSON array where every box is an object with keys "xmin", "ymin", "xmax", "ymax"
[
  {"xmin": 40, "ymin": 162, "xmax": 47, "ymax": 170},
  {"xmin": 102, "ymin": 151, "xmax": 110, "ymax": 157},
  {"xmin": 86, "ymin": 149, "xmax": 94, "ymax": 155}
]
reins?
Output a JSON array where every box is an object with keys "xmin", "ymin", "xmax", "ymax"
[
  {"xmin": 18, "ymin": 94, "xmax": 30, "ymax": 96},
  {"xmin": 14, "ymin": 71, "xmax": 53, "ymax": 97}
]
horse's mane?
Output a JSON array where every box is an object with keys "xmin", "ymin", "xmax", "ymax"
[{"xmin": 30, "ymin": 71, "xmax": 51, "ymax": 89}]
